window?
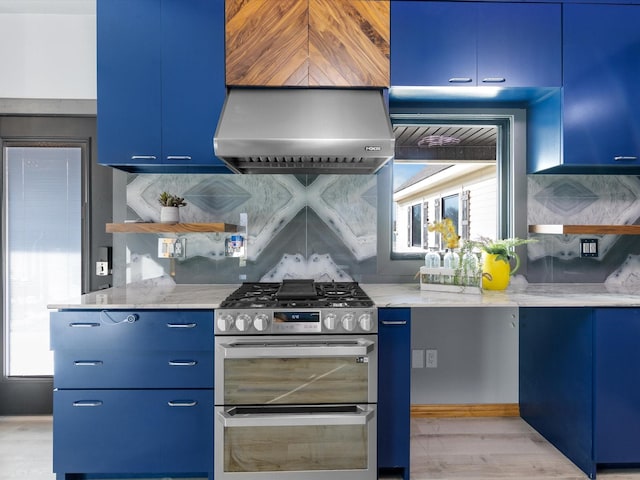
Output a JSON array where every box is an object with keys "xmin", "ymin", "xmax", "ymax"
[{"xmin": 391, "ymin": 117, "xmax": 505, "ymax": 257}]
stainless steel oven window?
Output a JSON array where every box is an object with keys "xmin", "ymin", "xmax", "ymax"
[
  {"xmin": 215, "ymin": 404, "xmax": 377, "ymax": 480},
  {"xmin": 215, "ymin": 336, "xmax": 378, "ymax": 405}
]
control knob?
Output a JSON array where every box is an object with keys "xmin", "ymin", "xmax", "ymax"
[
  {"xmin": 216, "ymin": 314, "xmax": 235, "ymax": 332},
  {"xmin": 341, "ymin": 313, "xmax": 356, "ymax": 332},
  {"xmin": 323, "ymin": 313, "xmax": 338, "ymax": 331},
  {"xmin": 253, "ymin": 313, "xmax": 269, "ymax": 332},
  {"xmin": 358, "ymin": 313, "xmax": 373, "ymax": 332},
  {"xmin": 235, "ymin": 313, "xmax": 252, "ymax": 332}
]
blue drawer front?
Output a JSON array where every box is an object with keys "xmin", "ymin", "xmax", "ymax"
[
  {"xmin": 53, "ymin": 350, "xmax": 213, "ymax": 389},
  {"xmin": 53, "ymin": 389, "xmax": 214, "ymax": 475},
  {"xmin": 51, "ymin": 310, "xmax": 214, "ymax": 351}
]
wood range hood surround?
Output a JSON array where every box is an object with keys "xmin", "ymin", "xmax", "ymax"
[{"xmin": 225, "ymin": 0, "xmax": 390, "ymax": 87}]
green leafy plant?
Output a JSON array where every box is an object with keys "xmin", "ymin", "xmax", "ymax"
[
  {"xmin": 158, "ymin": 192, "xmax": 187, "ymax": 208},
  {"xmin": 468, "ymin": 236, "xmax": 536, "ymax": 275}
]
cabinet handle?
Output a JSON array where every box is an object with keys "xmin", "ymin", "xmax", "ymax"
[
  {"xmin": 614, "ymin": 156, "xmax": 638, "ymax": 161},
  {"xmin": 482, "ymin": 77, "xmax": 506, "ymax": 83},
  {"xmin": 130, "ymin": 155, "xmax": 157, "ymax": 161},
  {"xmin": 166, "ymin": 155, "xmax": 192, "ymax": 161},
  {"xmin": 168, "ymin": 400, "xmax": 198, "ymax": 407},
  {"xmin": 381, "ymin": 320, "xmax": 408, "ymax": 326},
  {"xmin": 448, "ymin": 77, "xmax": 473, "ymax": 83},
  {"xmin": 166, "ymin": 322, "xmax": 197, "ymax": 329},
  {"xmin": 69, "ymin": 322, "xmax": 100, "ymax": 328},
  {"xmin": 73, "ymin": 400, "xmax": 103, "ymax": 407},
  {"xmin": 168, "ymin": 360, "xmax": 198, "ymax": 367},
  {"xmin": 74, "ymin": 360, "xmax": 103, "ymax": 366}
]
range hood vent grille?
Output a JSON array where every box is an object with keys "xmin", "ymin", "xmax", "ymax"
[
  {"xmin": 223, "ymin": 155, "xmax": 388, "ymax": 174},
  {"xmin": 214, "ymin": 88, "xmax": 395, "ymax": 175}
]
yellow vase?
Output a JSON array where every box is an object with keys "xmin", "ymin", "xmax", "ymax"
[{"xmin": 481, "ymin": 253, "xmax": 511, "ymax": 290}]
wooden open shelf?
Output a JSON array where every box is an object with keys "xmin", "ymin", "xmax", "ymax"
[
  {"xmin": 106, "ymin": 223, "xmax": 238, "ymax": 233},
  {"xmin": 529, "ymin": 225, "xmax": 640, "ymax": 235}
]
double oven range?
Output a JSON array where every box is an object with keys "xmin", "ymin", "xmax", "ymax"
[{"xmin": 214, "ymin": 279, "xmax": 378, "ymax": 480}]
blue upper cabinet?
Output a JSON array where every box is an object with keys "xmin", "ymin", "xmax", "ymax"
[
  {"xmin": 391, "ymin": 2, "xmax": 561, "ymax": 88},
  {"xmin": 97, "ymin": 0, "xmax": 229, "ymax": 173},
  {"xmin": 562, "ymin": 4, "xmax": 640, "ymax": 170}
]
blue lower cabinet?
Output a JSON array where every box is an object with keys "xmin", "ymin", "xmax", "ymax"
[
  {"xmin": 53, "ymin": 389, "xmax": 214, "ymax": 477},
  {"xmin": 594, "ymin": 308, "xmax": 640, "ymax": 463},
  {"xmin": 520, "ymin": 307, "xmax": 640, "ymax": 478},
  {"xmin": 377, "ymin": 308, "xmax": 411, "ymax": 480},
  {"xmin": 53, "ymin": 349, "xmax": 213, "ymax": 389}
]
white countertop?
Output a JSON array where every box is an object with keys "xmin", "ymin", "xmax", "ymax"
[{"xmin": 48, "ymin": 281, "xmax": 640, "ymax": 310}]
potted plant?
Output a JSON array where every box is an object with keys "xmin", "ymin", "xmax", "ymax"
[
  {"xmin": 158, "ymin": 192, "xmax": 186, "ymax": 224},
  {"xmin": 469, "ymin": 237, "xmax": 535, "ymax": 290}
]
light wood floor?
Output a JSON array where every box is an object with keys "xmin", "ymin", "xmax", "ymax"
[{"xmin": 2, "ymin": 416, "xmax": 640, "ymax": 480}]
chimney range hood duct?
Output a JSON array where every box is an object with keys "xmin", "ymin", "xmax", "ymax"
[{"xmin": 213, "ymin": 88, "xmax": 395, "ymax": 174}]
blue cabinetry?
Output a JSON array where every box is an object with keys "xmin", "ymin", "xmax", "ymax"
[
  {"xmin": 391, "ymin": 2, "xmax": 561, "ymax": 87},
  {"xmin": 97, "ymin": 0, "xmax": 228, "ymax": 173},
  {"xmin": 377, "ymin": 308, "xmax": 411, "ymax": 480},
  {"xmin": 561, "ymin": 4, "xmax": 640, "ymax": 170},
  {"xmin": 520, "ymin": 307, "xmax": 640, "ymax": 478},
  {"xmin": 594, "ymin": 308, "xmax": 640, "ymax": 463},
  {"xmin": 50, "ymin": 309, "xmax": 215, "ymax": 480}
]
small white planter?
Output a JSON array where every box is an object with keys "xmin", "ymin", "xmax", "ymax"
[{"xmin": 160, "ymin": 206, "xmax": 180, "ymax": 224}]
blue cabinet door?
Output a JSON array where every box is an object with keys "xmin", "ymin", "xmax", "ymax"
[
  {"xmin": 97, "ymin": 0, "xmax": 162, "ymax": 167},
  {"xmin": 97, "ymin": 0, "xmax": 229, "ymax": 172},
  {"xmin": 594, "ymin": 308, "xmax": 640, "ymax": 463},
  {"xmin": 391, "ymin": 2, "xmax": 560, "ymax": 88},
  {"xmin": 161, "ymin": 0, "xmax": 226, "ymax": 169},
  {"xmin": 391, "ymin": 2, "xmax": 476, "ymax": 86},
  {"xmin": 563, "ymin": 4, "xmax": 640, "ymax": 168},
  {"xmin": 477, "ymin": 3, "xmax": 561, "ymax": 87},
  {"xmin": 377, "ymin": 308, "xmax": 411, "ymax": 480},
  {"xmin": 53, "ymin": 389, "xmax": 214, "ymax": 475}
]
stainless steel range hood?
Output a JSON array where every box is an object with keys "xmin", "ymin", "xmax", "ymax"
[{"xmin": 213, "ymin": 88, "xmax": 395, "ymax": 174}]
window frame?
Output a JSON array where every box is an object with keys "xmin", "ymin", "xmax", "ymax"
[{"xmin": 372, "ymin": 108, "xmax": 528, "ymax": 283}]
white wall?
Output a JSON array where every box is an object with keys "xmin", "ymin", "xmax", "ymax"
[{"xmin": 0, "ymin": 12, "xmax": 96, "ymax": 100}]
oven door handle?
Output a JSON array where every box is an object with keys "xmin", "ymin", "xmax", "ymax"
[
  {"xmin": 217, "ymin": 405, "xmax": 375, "ymax": 427},
  {"xmin": 218, "ymin": 339, "xmax": 374, "ymax": 358}
]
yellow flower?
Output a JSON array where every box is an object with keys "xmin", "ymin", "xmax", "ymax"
[{"xmin": 428, "ymin": 218, "xmax": 459, "ymax": 249}]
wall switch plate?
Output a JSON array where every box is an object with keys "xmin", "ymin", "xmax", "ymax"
[
  {"xmin": 96, "ymin": 261, "xmax": 109, "ymax": 276},
  {"xmin": 158, "ymin": 238, "xmax": 186, "ymax": 258},
  {"xmin": 580, "ymin": 238, "xmax": 598, "ymax": 258},
  {"xmin": 426, "ymin": 349, "xmax": 438, "ymax": 368}
]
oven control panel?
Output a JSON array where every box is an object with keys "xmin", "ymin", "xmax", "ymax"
[{"xmin": 214, "ymin": 308, "xmax": 378, "ymax": 335}]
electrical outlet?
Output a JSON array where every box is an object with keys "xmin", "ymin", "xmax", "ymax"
[
  {"xmin": 412, "ymin": 349, "xmax": 424, "ymax": 369},
  {"xmin": 158, "ymin": 238, "xmax": 186, "ymax": 258},
  {"xmin": 580, "ymin": 238, "xmax": 598, "ymax": 258},
  {"xmin": 426, "ymin": 349, "xmax": 438, "ymax": 368}
]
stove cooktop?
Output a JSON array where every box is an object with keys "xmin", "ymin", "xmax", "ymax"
[{"xmin": 219, "ymin": 280, "xmax": 374, "ymax": 309}]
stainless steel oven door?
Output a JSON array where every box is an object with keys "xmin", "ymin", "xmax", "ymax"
[
  {"xmin": 214, "ymin": 404, "xmax": 377, "ymax": 480},
  {"xmin": 214, "ymin": 335, "xmax": 377, "ymax": 405}
]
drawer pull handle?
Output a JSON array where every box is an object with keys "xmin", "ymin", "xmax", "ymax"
[
  {"xmin": 166, "ymin": 155, "xmax": 192, "ymax": 161},
  {"xmin": 381, "ymin": 320, "xmax": 408, "ymax": 326},
  {"xmin": 168, "ymin": 400, "xmax": 198, "ymax": 407},
  {"xmin": 74, "ymin": 361, "xmax": 103, "ymax": 366},
  {"xmin": 73, "ymin": 400, "xmax": 103, "ymax": 407},
  {"xmin": 614, "ymin": 156, "xmax": 638, "ymax": 161},
  {"xmin": 131, "ymin": 155, "xmax": 157, "ymax": 160},
  {"xmin": 69, "ymin": 322, "xmax": 100, "ymax": 328},
  {"xmin": 168, "ymin": 360, "xmax": 198, "ymax": 367},
  {"xmin": 167, "ymin": 322, "xmax": 197, "ymax": 329},
  {"xmin": 448, "ymin": 77, "xmax": 473, "ymax": 83},
  {"xmin": 482, "ymin": 77, "xmax": 506, "ymax": 83}
]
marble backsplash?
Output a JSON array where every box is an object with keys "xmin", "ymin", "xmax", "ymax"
[{"xmin": 120, "ymin": 173, "xmax": 640, "ymax": 286}]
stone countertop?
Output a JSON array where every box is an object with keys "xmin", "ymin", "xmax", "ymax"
[
  {"xmin": 48, "ymin": 281, "xmax": 640, "ymax": 310},
  {"xmin": 47, "ymin": 283, "xmax": 240, "ymax": 310},
  {"xmin": 362, "ymin": 283, "xmax": 640, "ymax": 308}
]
